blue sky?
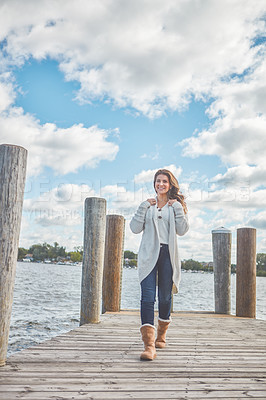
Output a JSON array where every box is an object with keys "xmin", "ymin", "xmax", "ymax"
[
  {"xmin": 14, "ymin": 59, "xmax": 217, "ymax": 179},
  {"xmin": 0, "ymin": 0, "xmax": 265, "ymax": 261}
]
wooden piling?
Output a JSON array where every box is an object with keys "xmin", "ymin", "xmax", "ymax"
[
  {"xmin": 80, "ymin": 197, "xmax": 106, "ymax": 325},
  {"xmin": 102, "ymin": 215, "xmax": 125, "ymax": 313},
  {"xmin": 0, "ymin": 144, "xmax": 27, "ymax": 367},
  {"xmin": 212, "ymin": 227, "xmax": 232, "ymax": 314},
  {"xmin": 236, "ymin": 227, "xmax": 256, "ymax": 318}
]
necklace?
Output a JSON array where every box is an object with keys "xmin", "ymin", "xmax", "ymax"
[{"xmin": 157, "ymin": 198, "xmax": 167, "ymax": 209}]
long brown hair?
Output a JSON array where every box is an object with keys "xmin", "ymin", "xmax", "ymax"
[{"xmin": 153, "ymin": 169, "xmax": 188, "ymax": 214}]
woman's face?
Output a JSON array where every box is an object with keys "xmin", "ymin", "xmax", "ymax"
[{"xmin": 155, "ymin": 174, "xmax": 170, "ymax": 195}]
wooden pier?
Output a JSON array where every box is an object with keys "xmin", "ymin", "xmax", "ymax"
[
  {"xmin": 1, "ymin": 146, "xmax": 264, "ymax": 399},
  {"xmin": 1, "ymin": 311, "xmax": 266, "ymax": 399}
]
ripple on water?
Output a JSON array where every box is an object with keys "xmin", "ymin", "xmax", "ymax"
[{"xmin": 7, "ymin": 262, "xmax": 266, "ymax": 356}]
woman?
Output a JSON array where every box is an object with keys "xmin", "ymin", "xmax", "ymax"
[{"xmin": 130, "ymin": 169, "xmax": 189, "ymax": 361}]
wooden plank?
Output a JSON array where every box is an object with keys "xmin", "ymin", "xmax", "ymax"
[
  {"xmin": 2, "ymin": 363, "xmax": 266, "ymax": 375},
  {"xmin": 0, "ymin": 385, "xmax": 265, "ymax": 400},
  {"xmin": 0, "ymin": 378, "xmax": 266, "ymax": 390},
  {"xmin": 1, "ymin": 312, "xmax": 265, "ymax": 400},
  {"xmin": 1, "ymin": 390, "xmax": 266, "ymax": 400},
  {"xmin": 0, "ymin": 377, "xmax": 265, "ymax": 388}
]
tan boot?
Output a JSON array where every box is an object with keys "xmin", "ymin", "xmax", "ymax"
[
  {"xmin": 140, "ymin": 325, "xmax": 157, "ymax": 361},
  {"xmin": 155, "ymin": 318, "xmax": 170, "ymax": 348}
]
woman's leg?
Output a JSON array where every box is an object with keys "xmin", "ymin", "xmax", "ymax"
[
  {"xmin": 157, "ymin": 245, "xmax": 173, "ymax": 321},
  {"xmin": 140, "ymin": 264, "xmax": 158, "ymax": 360},
  {"xmin": 140, "ymin": 265, "xmax": 157, "ymax": 326}
]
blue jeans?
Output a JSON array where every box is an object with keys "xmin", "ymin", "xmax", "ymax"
[{"xmin": 140, "ymin": 244, "xmax": 173, "ymax": 326}]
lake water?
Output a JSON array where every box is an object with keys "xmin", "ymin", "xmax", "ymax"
[{"xmin": 7, "ymin": 262, "xmax": 266, "ymax": 356}]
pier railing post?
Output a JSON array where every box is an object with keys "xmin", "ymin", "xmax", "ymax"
[
  {"xmin": 102, "ymin": 215, "xmax": 125, "ymax": 313},
  {"xmin": 0, "ymin": 144, "xmax": 27, "ymax": 367},
  {"xmin": 212, "ymin": 227, "xmax": 232, "ymax": 314},
  {"xmin": 80, "ymin": 197, "xmax": 106, "ymax": 325},
  {"xmin": 236, "ymin": 227, "xmax": 256, "ymax": 318}
]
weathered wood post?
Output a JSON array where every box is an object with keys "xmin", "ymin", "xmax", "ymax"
[
  {"xmin": 102, "ymin": 215, "xmax": 125, "ymax": 313},
  {"xmin": 80, "ymin": 197, "xmax": 106, "ymax": 325},
  {"xmin": 236, "ymin": 227, "xmax": 256, "ymax": 318},
  {"xmin": 212, "ymin": 227, "xmax": 232, "ymax": 314},
  {"xmin": 0, "ymin": 144, "xmax": 27, "ymax": 367}
]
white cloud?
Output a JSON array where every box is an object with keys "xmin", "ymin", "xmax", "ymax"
[
  {"xmin": 0, "ymin": 73, "xmax": 16, "ymax": 112},
  {"xmin": 19, "ymin": 176, "xmax": 266, "ymax": 258},
  {"xmin": 187, "ymin": 185, "xmax": 266, "ymax": 211},
  {"xmin": 100, "ymin": 180, "xmax": 266, "ymax": 257},
  {"xmin": 22, "ymin": 181, "xmax": 150, "ymax": 228},
  {"xmin": 100, "ymin": 184, "xmax": 127, "ymax": 198},
  {"xmin": 1, "ymin": 0, "xmax": 265, "ymax": 258},
  {"xmin": 179, "ymin": 45, "xmax": 266, "ymax": 229},
  {"xmin": 247, "ymin": 211, "xmax": 266, "ymax": 230},
  {"xmin": 0, "ymin": 0, "xmax": 265, "ymax": 117},
  {"xmin": 1, "ymin": 0, "xmax": 265, "ymax": 181},
  {"xmin": 23, "ymin": 183, "xmax": 96, "ymax": 226},
  {"xmin": 259, "ymin": 238, "xmax": 266, "ymax": 252},
  {"xmin": 211, "ymin": 165, "xmax": 266, "ymax": 190},
  {"xmin": 0, "ymin": 105, "xmax": 119, "ymax": 176},
  {"xmin": 180, "ymin": 55, "xmax": 266, "ymax": 166},
  {"xmin": 141, "ymin": 144, "xmax": 160, "ymax": 160},
  {"xmin": 134, "ymin": 164, "xmax": 183, "ymax": 184}
]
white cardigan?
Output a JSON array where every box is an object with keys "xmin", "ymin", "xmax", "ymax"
[{"xmin": 130, "ymin": 200, "xmax": 189, "ymax": 293}]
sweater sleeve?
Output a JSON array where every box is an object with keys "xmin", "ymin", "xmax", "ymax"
[
  {"xmin": 172, "ymin": 201, "xmax": 189, "ymax": 236},
  {"xmin": 129, "ymin": 200, "xmax": 151, "ymax": 234}
]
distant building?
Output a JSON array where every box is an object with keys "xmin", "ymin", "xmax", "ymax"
[
  {"xmin": 23, "ymin": 254, "xmax": 33, "ymax": 262},
  {"xmin": 201, "ymin": 262, "xmax": 213, "ymax": 268}
]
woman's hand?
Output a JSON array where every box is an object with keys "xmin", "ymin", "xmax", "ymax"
[
  {"xmin": 147, "ymin": 198, "xmax": 156, "ymax": 206},
  {"xmin": 168, "ymin": 199, "xmax": 177, "ymax": 206}
]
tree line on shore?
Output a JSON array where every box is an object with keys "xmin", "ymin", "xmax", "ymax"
[
  {"xmin": 18, "ymin": 242, "xmax": 83, "ymax": 263},
  {"xmin": 18, "ymin": 244, "xmax": 266, "ymax": 276},
  {"xmin": 124, "ymin": 251, "xmax": 266, "ymax": 277}
]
